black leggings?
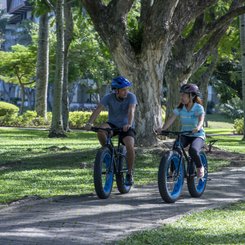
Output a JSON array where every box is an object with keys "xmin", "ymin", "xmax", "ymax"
[{"xmin": 180, "ymin": 136, "xmax": 204, "ymax": 168}]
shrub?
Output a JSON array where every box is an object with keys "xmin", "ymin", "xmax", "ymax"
[
  {"xmin": 0, "ymin": 101, "xmax": 19, "ymax": 116},
  {"xmin": 233, "ymin": 118, "xmax": 244, "ymax": 135},
  {"xmin": 0, "ymin": 113, "xmax": 18, "ymax": 126},
  {"xmin": 0, "ymin": 110, "xmax": 52, "ymax": 127},
  {"xmin": 69, "ymin": 111, "xmax": 108, "ymax": 128},
  {"xmin": 17, "ymin": 111, "xmax": 51, "ymax": 127},
  {"xmin": 0, "ymin": 109, "xmax": 108, "ymax": 128}
]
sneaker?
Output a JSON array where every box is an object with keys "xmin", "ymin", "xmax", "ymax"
[
  {"xmin": 197, "ymin": 166, "xmax": 205, "ymax": 178},
  {"xmin": 125, "ymin": 173, "xmax": 134, "ymax": 186}
]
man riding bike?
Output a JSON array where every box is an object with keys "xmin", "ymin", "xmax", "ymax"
[{"xmin": 84, "ymin": 76, "xmax": 138, "ymax": 186}]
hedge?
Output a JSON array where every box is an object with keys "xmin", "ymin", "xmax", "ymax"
[
  {"xmin": 0, "ymin": 110, "xmax": 108, "ymax": 128},
  {"xmin": 0, "ymin": 101, "xmax": 19, "ymax": 116}
]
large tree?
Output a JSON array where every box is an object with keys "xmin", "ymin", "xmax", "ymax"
[{"xmin": 81, "ymin": 0, "xmax": 245, "ymax": 146}]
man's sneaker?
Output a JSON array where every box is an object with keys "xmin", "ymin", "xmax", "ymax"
[
  {"xmin": 197, "ymin": 166, "xmax": 205, "ymax": 178},
  {"xmin": 125, "ymin": 174, "xmax": 134, "ymax": 186}
]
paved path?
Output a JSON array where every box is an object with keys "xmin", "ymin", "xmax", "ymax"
[{"xmin": 0, "ymin": 166, "xmax": 245, "ymax": 245}]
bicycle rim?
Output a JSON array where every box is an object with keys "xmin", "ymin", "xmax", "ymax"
[
  {"xmin": 196, "ymin": 152, "xmax": 208, "ymax": 192},
  {"xmin": 158, "ymin": 152, "xmax": 184, "ymax": 203},
  {"xmin": 116, "ymin": 146, "xmax": 131, "ymax": 194},
  {"xmin": 187, "ymin": 151, "xmax": 208, "ymax": 197},
  {"xmin": 94, "ymin": 147, "xmax": 114, "ymax": 199}
]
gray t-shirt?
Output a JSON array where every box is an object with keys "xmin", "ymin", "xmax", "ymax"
[{"xmin": 100, "ymin": 92, "xmax": 137, "ymax": 128}]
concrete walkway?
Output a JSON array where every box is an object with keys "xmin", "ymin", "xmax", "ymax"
[{"xmin": 0, "ymin": 166, "xmax": 244, "ymax": 245}]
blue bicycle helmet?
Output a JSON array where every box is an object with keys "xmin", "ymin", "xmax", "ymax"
[{"xmin": 111, "ymin": 76, "xmax": 132, "ymax": 89}]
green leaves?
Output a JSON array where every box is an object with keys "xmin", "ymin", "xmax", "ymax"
[{"xmin": 0, "ymin": 44, "xmax": 36, "ymax": 86}]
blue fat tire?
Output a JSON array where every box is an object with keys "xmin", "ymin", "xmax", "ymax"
[
  {"xmin": 94, "ymin": 147, "xmax": 114, "ymax": 199},
  {"xmin": 187, "ymin": 151, "xmax": 208, "ymax": 198},
  {"xmin": 116, "ymin": 146, "xmax": 131, "ymax": 194},
  {"xmin": 158, "ymin": 151, "xmax": 184, "ymax": 203}
]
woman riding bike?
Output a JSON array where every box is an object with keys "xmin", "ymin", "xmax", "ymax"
[{"xmin": 157, "ymin": 83, "xmax": 205, "ymax": 178}]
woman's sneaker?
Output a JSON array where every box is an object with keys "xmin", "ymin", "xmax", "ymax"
[
  {"xmin": 197, "ymin": 166, "xmax": 205, "ymax": 178},
  {"xmin": 125, "ymin": 173, "xmax": 134, "ymax": 186}
]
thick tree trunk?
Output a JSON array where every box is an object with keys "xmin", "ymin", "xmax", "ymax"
[
  {"xmin": 165, "ymin": 74, "xmax": 181, "ymax": 131},
  {"xmin": 49, "ymin": 0, "xmax": 66, "ymax": 138},
  {"xmin": 240, "ymin": 14, "xmax": 245, "ymax": 141},
  {"xmin": 133, "ymin": 66, "xmax": 163, "ymax": 146},
  {"xmin": 35, "ymin": 13, "xmax": 49, "ymax": 120},
  {"xmin": 110, "ymin": 41, "xmax": 165, "ymax": 145}
]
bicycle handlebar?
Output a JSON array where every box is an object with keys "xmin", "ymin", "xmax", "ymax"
[{"xmin": 157, "ymin": 130, "xmax": 193, "ymax": 136}]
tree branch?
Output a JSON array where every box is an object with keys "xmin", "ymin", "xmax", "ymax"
[
  {"xmin": 42, "ymin": 0, "xmax": 55, "ymax": 10},
  {"xmin": 107, "ymin": 0, "xmax": 134, "ymax": 20},
  {"xmin": 140, "ymin": 0, "xmax": 152, "ymax": 26},
  {"xmin": 207, "ymin": 6, "xmax": 245, "ymax": 33}
]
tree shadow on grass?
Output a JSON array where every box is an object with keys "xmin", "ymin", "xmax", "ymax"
[{"xmin": 0, "ymin": 148, "xmax": 97, "ymax": 171}]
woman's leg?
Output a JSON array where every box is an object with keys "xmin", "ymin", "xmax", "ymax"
[{"xmin": 188, "ymin": 137, "xmax": 205, "ymax": 168}]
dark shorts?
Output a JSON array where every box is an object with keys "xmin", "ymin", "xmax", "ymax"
[{"xmin": 107, "ymin": 122, "xmax": 136, "ymax": 144}]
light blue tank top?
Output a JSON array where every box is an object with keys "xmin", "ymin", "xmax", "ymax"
[{"xmin": 173, "ymin": 103, "xmax": 205, "ymax": 139}]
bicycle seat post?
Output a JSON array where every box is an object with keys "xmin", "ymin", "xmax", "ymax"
[
  {"xmin": 106, "ymin": 129, "xmax": 113, "ymax": 146},
  {"xmin": 173, "ymin": 134, "xmax": 181, "ymax": 150}
]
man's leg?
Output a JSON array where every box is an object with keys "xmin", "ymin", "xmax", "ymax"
[
  {"xmin": 122, "ymin": 135, "xmax": 135, "ymax": 186},
  {"xmin": 97, "ymin": 123, "xmax": 111, "ymax": 146}
]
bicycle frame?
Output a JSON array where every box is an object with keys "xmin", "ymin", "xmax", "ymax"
[
  {"xmin": 92, "ymin": 127, "xmax": 124, "ymax": 174},
  {"xmin": 157, "ymin": 130, "xmax": 208, "ymax": 203},
  {"xmin": 172, "ymin": 134, "xmax": 193, "ymax": 177},
  {"xmin": 91, "ymin": 126, "xmax": 130, "ymax": 199}
]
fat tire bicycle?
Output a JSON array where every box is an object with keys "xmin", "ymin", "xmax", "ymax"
[
  {"xmin": 91, "ymin": 127, "xmax": 131, "ymax": 199},
  {"xmin": 157, "ymin": 130, "xmax": 208, "ymax": 203}
]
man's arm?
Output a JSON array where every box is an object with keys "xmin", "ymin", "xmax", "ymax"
[
  {"xmin": 84, "ymin": 103, "xmax": 104, "ymax": 129},
  {"xmin": 123, "ymin": 104, "xmax": 136, "ymax": 131},
  {"xmin": 128, "ymin": 104, "xmax": 136, "ymax": 126}
]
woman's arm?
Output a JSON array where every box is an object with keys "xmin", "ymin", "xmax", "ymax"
[
  {"xmin": 156, "ymin": 114, "xmax": 177, "ymax": 133},
  {"xmin": 193, "ymin": 113, "xmax": 205, "ymax": 133},
  {"xmin": 162, "ymin": 114, "xmax": 177, "ymax": 130}
]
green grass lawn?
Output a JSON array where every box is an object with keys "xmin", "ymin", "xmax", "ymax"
[
  {"xmin": 117, "ymin": 201, "xmax": 245, "ymax": 244},
  {"xmin": 205, "ymin": 114, "xmax": 245, "ymax": 153},
  {"xmin": 0, "ymin": 118, "xmax": 244, "ymax": 245},
  {"xmin": 0, "ymin": 127, "xmax": 160, "ymax": 203},
  {"xmin": 0, "ymin": 113, "xmax": 244, "ymax": 204}
]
